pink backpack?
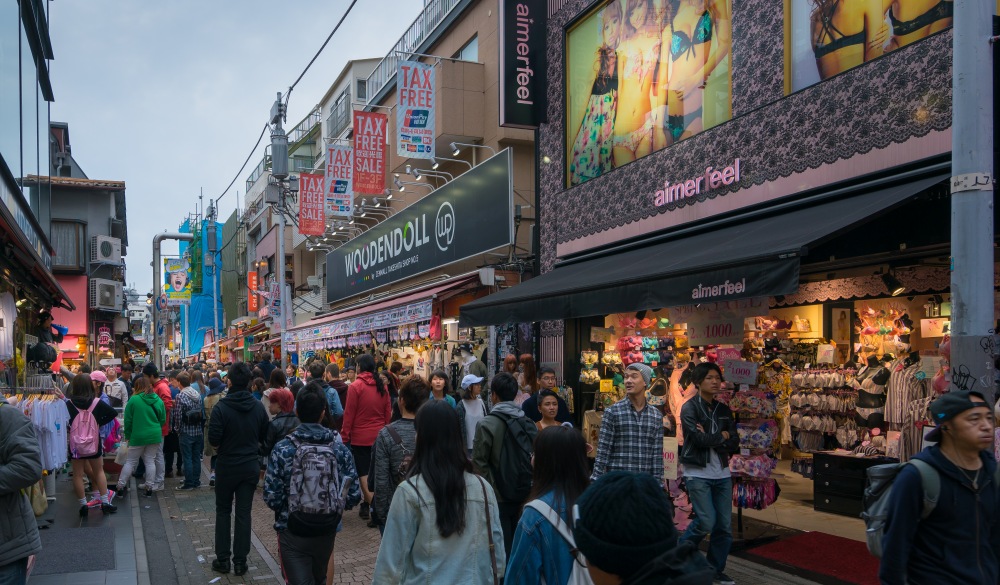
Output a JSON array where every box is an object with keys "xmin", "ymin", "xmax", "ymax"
[{"xmin": 70, "ymin": 399, "xmax": 100, "ymax": 458}]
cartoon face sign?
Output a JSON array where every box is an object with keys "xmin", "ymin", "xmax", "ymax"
[{"xmin": 168, "ymin": 270, "xmax": 188, "ymax": 292}]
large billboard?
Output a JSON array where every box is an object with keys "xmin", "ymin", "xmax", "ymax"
[
  {"xmin": 565, "ymin": 0, "xmax": 733, "ymax": 187},
  {"xmin": 787, "ymin": 0, "xmax": 953, "ymax": 93},
  {"xmin": 163, "ymin": 258, "xmax": 191, "ymax": 305},
  {"xmin": 326, "ymin": 150, "xmax": 514, "ymax": 304}
]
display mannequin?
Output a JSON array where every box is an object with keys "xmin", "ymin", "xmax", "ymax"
[{"xmin": 460, "ymin": 343, "xmax": 488, "ymax": 381}]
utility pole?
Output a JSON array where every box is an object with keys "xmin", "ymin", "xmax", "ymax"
[
  {"xmin": 270, "ymin": 92, "xmax": 291, "ymax": 372},
  {"xmin": 950, "ymin": 0, "xmax": 995, "ymax": 403},
  {"xmin": 207, "ymin": 199, "xmax": 221, "ymax": 367}
]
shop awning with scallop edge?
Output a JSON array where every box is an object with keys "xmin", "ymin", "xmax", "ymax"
[{"xmin": 460, "ymin": 174, "xmax": 947, "ymax": 326}]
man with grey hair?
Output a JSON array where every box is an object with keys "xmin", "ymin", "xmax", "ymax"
[{"xmin": 591, "ymin": 362, "xmax": 664, "ymax": 482}]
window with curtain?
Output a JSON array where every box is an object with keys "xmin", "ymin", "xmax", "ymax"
[{"xmin": 51, "ymin": 220, "xmax": 85, "ymax": 272}]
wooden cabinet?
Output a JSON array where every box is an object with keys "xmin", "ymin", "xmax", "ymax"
[{"xmin": 813, "ymin": 452, "xmax": 896, "ymax": 517}]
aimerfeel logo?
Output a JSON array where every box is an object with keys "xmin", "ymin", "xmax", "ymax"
[{"xmin": 435, "ymin": 201, "xmax": 455, "ymax": 252}]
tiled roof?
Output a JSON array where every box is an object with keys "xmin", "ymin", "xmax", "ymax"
[{"xmin": 25, "ymin": 175, "xmax": 126, "ymax": 190}]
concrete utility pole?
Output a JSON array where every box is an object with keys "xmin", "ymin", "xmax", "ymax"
[
  {"xmin": 950, "ymin": 0, "xmax": 995, "ymax": 403},
  {"xmin": 207, "ymin": 199, "xmax": 221, "ymax": 366},
  {"xmin": 152, "ymin": 233, "xmax": 194, "ymax": 369},
  {"xmin": 270, "ymin": 92, "xmax": 291, "ymax": 372}
]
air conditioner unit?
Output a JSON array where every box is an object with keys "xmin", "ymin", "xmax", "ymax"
[
  {"xmin": 91, "ymin": 235, "xmax": 122, "ymax": 264},
  {"xmin": 306, "ymin": 275, "xmax": 322, "ymax": 290},
  {"xmin": 90, "ymin": 279, "xmax": 123, "ymax": 311}
]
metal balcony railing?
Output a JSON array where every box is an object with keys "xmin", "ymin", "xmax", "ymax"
[
  {"xmin": 327, "ymin": 89, "xmax": 352, "ymax": 138},
  {"xmin": 245, "ymin": 148, "xmax": 272, "ymax": 194},
  {"xmin": 365, "ymin": 0, "xmax": 461, "ymax": 104},
  {"xmin": 288, "ymin": 109, "xmax": 322, "ymax": 144}
]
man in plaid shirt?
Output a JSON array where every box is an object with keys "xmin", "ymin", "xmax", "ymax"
[
  {"xmin": 591, "ymin": 362, "xmax": 663, "ymax": 482},
  {"xmin": 171, "ymin": 371, "xmax": 205, "ymax": 490}
]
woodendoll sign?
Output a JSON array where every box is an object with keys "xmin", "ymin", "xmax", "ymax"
[
  {"xmin": 326, "ymin": 150, "xmax": 514, "ymax": 304},
  {"xmin": 499, "ymin": 0, "xmax": 546, "ymax": 129}
]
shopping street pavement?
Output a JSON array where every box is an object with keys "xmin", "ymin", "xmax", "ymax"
[{"xmin": 27, "ymin": 459, "xmax": 827, "ymax": 585}]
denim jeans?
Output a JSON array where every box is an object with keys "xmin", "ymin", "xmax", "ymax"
[
  {"xmin": 680, "ymin": 476, "xmax": 733, "ymax": 574},
  {"xmin": 180, "ymin": 434, "xmax": 203, "ymax": 488},
  {"xmin": 0, "ymin": 557, "xmax": 27, "ymax": 585}
]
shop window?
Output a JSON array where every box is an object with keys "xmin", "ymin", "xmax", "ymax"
[
  {"xmin": 0, "ymin": 1, "xmax": 19, "ymax": 181},
  {"xmin": 785, "ymin": 0, "xmax": 956, "ymax": 94},
  {"xmin": 454, "ymin": 35, "xmax": 478, "ymax": 62},
  {"xmin": 51, "ymin": 220, "xmax": 86, "ymax": 272},
  {"xmin": 564, "ymin": 0, "xmax": 732, "ymax": 187}
]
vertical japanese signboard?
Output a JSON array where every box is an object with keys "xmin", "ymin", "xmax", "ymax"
[
  {"xmin": 325, "ymin": 145, "xmax": 354, "ymax": 217},
  {"xmin": 298, "ymin": 172, "xmax": 325, "ymax": 236},
  {"xmin": 353, "ymin": 111, "xmax": 387, "ymax": 194},
  {"xmin": 396, "ymin": 61, "xmax": 435, "ymax": 159},
  {"xmin": 247, "ymin": 271, "xmax": 259, "ymax": 312}
]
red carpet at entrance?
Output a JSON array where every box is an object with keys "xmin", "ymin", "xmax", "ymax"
[{"xmin": 744, "ymin": 531, "xmax": 879, "ymax": 585}]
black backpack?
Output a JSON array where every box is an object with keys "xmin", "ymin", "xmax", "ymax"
[{"xmin": 489, "ymin": 412, "xmax": 534, "ymax": 502}]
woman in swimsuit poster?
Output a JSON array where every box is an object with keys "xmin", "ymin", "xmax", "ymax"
[
  {"xmin": 655, "ymin": 0, "xmax": 732, "ymax": 147},
  {"xmin": 568, "ymin": 2, "xmax": 622, "ymax": 185},
  {"xmin": 882, "ymin": 0, "xmax": 953, "ymax": 52},
  {"xmin": 611, "ymin": 0, "xmax": 663, "ymax": 167},
  {"xmin": 810, "ymin": 0, "xmax": 886, "ymax": 80}
]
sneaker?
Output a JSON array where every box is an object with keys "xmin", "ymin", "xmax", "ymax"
[
  {"xmin": 209, "ymin": 473, "xmax": 216, "ymax": 487},
  {"xmin": 107, "ymin": 489, "xmax": 116, "ymax": 505},
  {"xmin": 78, "ymin": 505, "xmax": 89, "ymax": 517},
  {"xmin": 116, "ymin": 484, "xmax": 128, "ymax": 498},
  {"xmin": 359, "ymin": 502, "xmax": 370, "ymax": 520},
  {"xmin": 101, "ymin": 502, "xmax": 118, "ymax": 514},
  {"xmin": 714, "ymin": 572, "xmax": 736, "ymax": 585},
  {"xmin": 176, "ymin": 485, "xmax": 196, "ymax": 491},
  {"xmin": 164, "ymin": 470, "xmax": 174, "ymax": 479}
]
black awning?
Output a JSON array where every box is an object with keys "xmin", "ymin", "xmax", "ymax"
[{"xmin": 461, "ymin": 174, "xmax": 947, "ymax": 326}]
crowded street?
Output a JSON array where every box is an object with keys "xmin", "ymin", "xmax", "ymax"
[{"xmin": 3, "ymin": 1, "xmax": 1000, "ymax": 585}]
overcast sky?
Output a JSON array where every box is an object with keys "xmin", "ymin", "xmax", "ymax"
[{"xmin": 48, "ymin": 0, "xmax": 423, "ymax": 294}]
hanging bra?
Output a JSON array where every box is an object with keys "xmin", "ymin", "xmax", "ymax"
[
  {"xmin": 812, "ymin": 1, "xmax": 865, "ymax": 59},
  {"xmin": 670, "ymin": 10, "xmax": 713, "ymax": 61},
  {"xmin": 889, "ymin": 0, "xmax": 953, "ymax": 37}
]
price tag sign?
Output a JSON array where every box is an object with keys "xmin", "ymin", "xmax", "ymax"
[
  {"xmin": 663, "ymin": 437, "xmax": 679, "ymax": 481},
  {"xmin": 723, "ymin": 359, "xmax": 759, "ymax": 385},
  {"xmin": 717, "ymin": 348, "xmax": 741, "ymax": 362}
]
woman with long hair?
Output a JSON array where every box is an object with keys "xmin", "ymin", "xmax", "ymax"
[
  {"xmin": 373, "ymin": 401, "xmax": 505, "ymax": 583},
  {"xmin": 190, "ymin": 370, "xmax": 206, "ymax": 395},
  {"xmin": 516, "ymin": 353, "xmax": 539, "ymax": 406},
  {"xmin": 502, "ymin": 354, "xmax": 519, "ymax": 375},
  {"xmin": 341, "ymin": 353, "xmax": 392, "ymax": 523},
  {"xmin": 114, "ymin": 376, "xmax": 165, "ymax": 498},
  {"xmin": 612, "ymin": 0, "xmax": 663, "ymax": 165},
  {"xmin": 66, "ymin": 373, "xmax": 119, "ymax": 516},
  {"xmin": 506, "ymin": 426, "xmax": 591, "ymax": 584}
]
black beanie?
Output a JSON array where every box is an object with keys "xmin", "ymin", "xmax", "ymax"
[{"xmin": 573, "ymin": 471, "xmax": 678, "ymax": 580}]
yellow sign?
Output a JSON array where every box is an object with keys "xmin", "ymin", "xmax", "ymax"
[{"xmin": 599, "ymin": 378, "xmax": 613, "ymax": 393}]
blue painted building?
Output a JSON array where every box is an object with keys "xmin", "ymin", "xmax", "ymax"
[{"xmin": 179, "ymin": 217, "xmax": 224, "ymax": 359}]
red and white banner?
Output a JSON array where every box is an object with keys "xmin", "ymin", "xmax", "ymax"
[
  {"xmin": 396, "ymin": 61, "xmax": 435, "ymax": 159},
  {"xmin": 353, "ymin": 111, "xmax": 386, "ymax": 194},
  {"xmin": 247, "ymin": 271, "xmax": 259, "ymax": 312},
  {"xmin": 325, "ymin": 145, "xmax": 354, "ymax": 218},
  {"xmin": 298, "ymin": 172, "xmax": 325, "ymax": 236}
]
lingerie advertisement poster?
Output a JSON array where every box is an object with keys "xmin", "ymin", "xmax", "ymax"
[
  {"xmin": 565, "ymin": 0, "xmax": 733, "ymax": 187},
  {"xmin": 788, "ymin": 0, "xmax": 955, "ymax": 93}
]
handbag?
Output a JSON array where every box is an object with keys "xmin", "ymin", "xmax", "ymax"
[
  {"xmin": 27, "ymin": 480, "xmax": 47, "ymax": 517},
  {"xmin": 476, "ymin": 476, "xmax": 500, "ymax": 585},
  {"xmin": 115, "ymin": 441, "xmax": 129, "ymax": 465}
]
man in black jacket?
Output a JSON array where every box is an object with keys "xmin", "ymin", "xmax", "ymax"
[
  {"xmin": 678, "ymin": 362, "xmax": 739, "ymax": 585},
  {"xmin": 208, "ymin": 362, "xmax": 269, "ymax": 577}
]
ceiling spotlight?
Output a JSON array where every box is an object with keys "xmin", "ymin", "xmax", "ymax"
[
  {"xmin": 386, "ymin": 191, "xmax": 393, "ymax": 200},
  {"xmin": 450, "ymin": 142, "xmax": 460, "ymax": 156},
  {"xmin": 375, "ymin": 199, "xmax": 381, "ymax": 208},
  {"xmin": 431, "ymin": 158, "xmax": 440, "ymax": 170},
  {"xmin": 542, "ymin": 155, "xmax": 552, "ymax": 165},
  {"xmin": 880, "ymin": 271, "xmax": 906, "ymax": 297},
  {"xmin": 360, "ymin": 211, "xmax": 366, "ymax": 218},
  {"xmin": 393, "ymin": 176, "xmax": 404, "ymax": 191},
  {"xmin": 405, "ymin": 164, "xmax": 412, "ymax": 175},
  {"xmin": 349, "ymin": 218, "xmax": 355, "ymax": 224}
]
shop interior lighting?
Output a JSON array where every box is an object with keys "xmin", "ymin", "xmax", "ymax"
[
  {"xmin": 880, "ymin": 271, "xmax": 906, "ymax": 296},
  {"xmin": 450, "ymin": 142, "xmax": 496, "ymax": 157},
  {"xmin": 431, "ymin": 158, "xmax": 440, "ymax": 170},
  {"xmin": 450, "ymin": 142, "xmax": 461, "ymax": 156},
  {"xmin": 393, "ymin": 177, "xmax": 405, "ymax": 192},
  {"xmin": 405, "ymin": 164, "xmax": 413, "ymax": 176},
  {"xmin": 441, "ymin": 317, "xmax": 459, "ymax": 326},
  {"xmin": 384, "ymin": 188, "xmax": 393, "ymax": 200}
]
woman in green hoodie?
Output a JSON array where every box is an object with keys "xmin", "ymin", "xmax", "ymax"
[{"xmin": 114, "ymin": 377, "xmax": 166, "ymax": 496}]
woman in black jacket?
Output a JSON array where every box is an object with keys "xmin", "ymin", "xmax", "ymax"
[
  {"xmin": 66, "ymin": 374, "xmax": 119, "ymax": 516},
  {"xmin": 261, "ymin": 388, "xmax": 298, "ymax": 465}
]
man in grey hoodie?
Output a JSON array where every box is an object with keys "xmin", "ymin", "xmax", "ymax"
[
  {"xmin": 472, "ymin": 372, "xmax": 537, "ymax": 553},
  {"xmin": 0, "ymin": 400, "xmax": 43, "ymax": 584}
]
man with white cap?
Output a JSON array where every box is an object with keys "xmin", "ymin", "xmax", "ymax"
[
  {"xmin": 457, "ymin": 374, "xmax": 490, "ymax": 456},
  {"xmin": 591, "ymin": 362, "xmax": 663, "ymax": 483}
]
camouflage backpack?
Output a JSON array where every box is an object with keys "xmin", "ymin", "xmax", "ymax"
[{"xmin": 286, "ymin": 435, "xmax": 344, "ymax": 537}]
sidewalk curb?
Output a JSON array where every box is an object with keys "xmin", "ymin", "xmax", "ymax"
[
  {"xmin": 158, "ymin": 483, "xmax": 191, "ymax": 585},
  {"xmin": 129, "ymin": 477, "xmax": 152, "ymax": 585}
]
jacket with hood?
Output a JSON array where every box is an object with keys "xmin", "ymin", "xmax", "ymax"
[
  {"xmin": 471, "ymin": 401, "xmax": 538, "ymax": 503},
  {"xmin": 123, "ymin": 391, "xmax": 166, "ymax": 446},
  {"xmin": 258, "ymin": 359, "xmax": 276, "ymax": 381},
  {"xmin": 328, "ymin": 378, "xmax": 349, "ymax": 411},
  {"xmin": 208, "ymin": 388, "xmax": 269, "ymax": 476},
  {"xmin": 679, "ymin": 395, "xmax": 739, "ymax": 469},
  {"xmin": 879, "ymin": 445, "xmax": 999, "ymax": 585},
  {"xmin": 0, "ymin": 402, "xmax": 43, "ymax": 568},
  {"xmin": 623, "ymin": 541, "xmax": 715, "ymax": 585},
  {"xmin": 341, "ymin": 372, "xmax": 391, "ymax": 447},
  {"xmin": 153, "ymin": 377, "xmax": 174, "ymax": 437},
  {"xmin": 262, "ymin": 412, "xmax": 300, "ymax": 460}
]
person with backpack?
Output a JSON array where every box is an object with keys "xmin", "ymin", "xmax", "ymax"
[
  {"xmin": 208, "ymin": 362, "xmax": 270, "ymax": 576},
  {"xmin": 472, "ymin": 372, "xmax": 538, "ymax": 553},
  {"xmin": 114, "ymin": 376, "xmax": 165, "ymax": 497},
  {"xmin": 66, "ymin": 373, "xmax": 118, "ymax": 516},
  {"xmin": 373, "ymin": 400, "xmax": 506, "ymax": 584},
  {"xmin": 263, "ymin": 383, "xmax": 361, "ymax": 585},
  {"xmin": 457, "ymin": 374, "xmax": 490, "ymax": 457},
  {"xmin": 507, "ymin": 425, "xmax": 592, "ymax": 585},
  {"xmin": 876, "ymin": 389, "xmax": 999, "ymax": 585},
  {"xmin": 372, "ymin": 376, "xmax": 430, "ymax": 534},
  {"xmin": 340, "ymin": 353, "xmax": 391, "ymax": 524},
  {"xmin": 171, "ymin": 372, "xmax": 205, "ymax": 490},
  {"xmin": 678, "ymin": 362, "xmax": 739, "ymax": 585},
  {"xmin": 574, "ymin": 471, "xmax": 715, "ymax": 585}
]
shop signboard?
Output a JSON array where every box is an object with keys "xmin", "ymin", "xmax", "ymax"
[
  {"xmin": 163, "ymin": 258, "xmax": 191, "ymax": 305},
  {"xmin": 396, "ymin": 61, "xmax": 435, "ymax": 159},
  {"xmin": 298, "ymin": 173, "xmax": 325, "ymax": 236},
  {"xmin": 96, "ymin": 321, "xmax": 113, "ymax": 351},
  {"xmin": 325, "ymin": 145, "xmax": 354, "ymax": 218},
  {"xmin": 663, "ymin": 437, "xmax": 678, "ymax": 481},
  {"xmin": 681, "ymin": 298, "xmax": 766, "ymax": 347},
  {"xmin": 499, "ymin": 0, "xmax": 547, "ymax": 129},
  {"xmin": 722, "ymin": 359, "xmax": 758, "ymax": 386},
  {"xmin": 326, "ymin": 150, "xmax": 513, "ymax": 304},
  {"xmin": 247, "ymin": 271, "xmax": 259, "ymax": 312},
  {"xmin": 716, "ymin": 348, "xmax": 741, "ymax": 362},
  {"xmin": 353, "ymin": 111, "xmax": 387, "ymax": 194}
]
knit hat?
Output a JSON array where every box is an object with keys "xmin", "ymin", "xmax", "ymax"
[
  {"xmin": 89, "ymin": 370, "xmax": 107, "ymax": 384},
  {"xmin": 625, "ymin": 362, "xmax": 653, "ymax": 386},
  {"xmin": 573, "ymin": 471, "xmax": 678, "ymax": 580}
]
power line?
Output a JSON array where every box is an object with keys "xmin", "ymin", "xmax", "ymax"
[
  {"xmin": 284, "ymin": 0, "xmax": 359, "ymax": 108},
  {"xmin": 215, "ymin": 122, "xmax": 269, "ymax": 206}
]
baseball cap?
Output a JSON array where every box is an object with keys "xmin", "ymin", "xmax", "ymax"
[
  {"xmin": 925, "ymin": 389, "xmax": 988, "ymax": 442},
  {"xmin": 461, "ymin": 374, "xmax": 484, "ymax": 389}
]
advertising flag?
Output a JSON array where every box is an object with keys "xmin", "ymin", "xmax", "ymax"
[
  {"xmin": 298, "ymin": 172, "xmax": 325, "ymax": 235},
  {"xmin": 396, "ymin": 61, "xmax": 435, "ymax": 159},
  {"xmin": 247, "ymin": 271, "xmax": 259, "ymax": 312},
  {"xmin": 163, "ymin": 258, "xmax": 191, "ymax": 305},
  {"xmin": 353, "ymin": 111, "xmax": 387, "ymax": 194},
  {"xmin": 325, "ymin": 145, "xmax": 354, "ymax": 217}
]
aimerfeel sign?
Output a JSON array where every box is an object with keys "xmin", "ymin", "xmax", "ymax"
[{"xmin": 654, "ymin": 158, "xmax": 741, "ymax": 207}]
